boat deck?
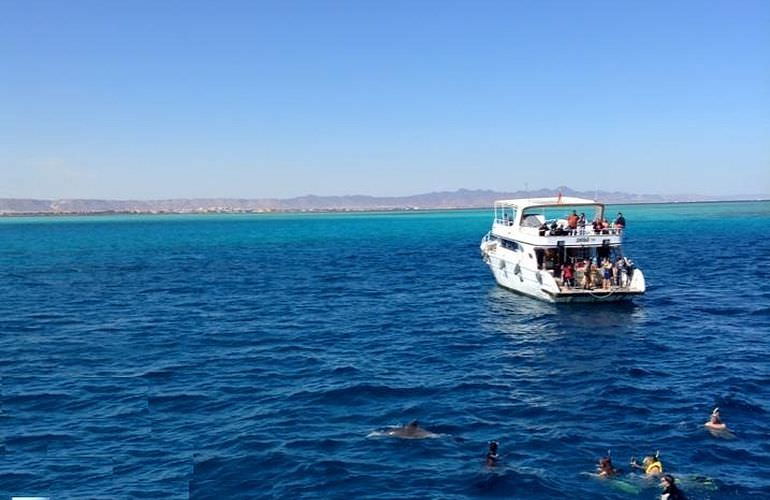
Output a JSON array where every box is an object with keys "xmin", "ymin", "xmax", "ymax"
[
  {"xmin": 554, "ymin": 286, "xmax": 641, "ymax": 295},
  {"xmin": 542, "ymin": 286, "xmax": 643, "ymax": 301}
]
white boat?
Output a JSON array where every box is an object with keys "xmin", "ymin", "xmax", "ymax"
[{"xmin": 480, "ymin": 196, "xmax": 645, "ymax": 303}]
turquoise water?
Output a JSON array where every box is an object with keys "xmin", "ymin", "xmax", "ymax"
[{"xmin": 1, "ymin": 201, "xmax": 769, "ymax": 498}]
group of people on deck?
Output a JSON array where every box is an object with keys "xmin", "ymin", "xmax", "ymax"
[
  {"xmin": 560, "ymin": 256, "xmax": 634, "ymax": 289},
  {"xmin": 539, "ymin": 211, "xmax": 626, "ymax": 237}
]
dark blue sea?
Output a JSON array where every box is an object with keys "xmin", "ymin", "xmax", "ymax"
[{"xmin": 1, "ymin": 201, "xmax": 769, "ymax": 499}]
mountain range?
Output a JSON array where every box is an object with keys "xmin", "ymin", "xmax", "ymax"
[{"xmin": 1, "ymin": 187, "xmax": 766, "ymax": 215}]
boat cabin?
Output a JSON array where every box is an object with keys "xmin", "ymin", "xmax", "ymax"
[
  {"xmin": 492, "ymin": 196, "xmax": 623, "ymax": 246},
  {"xmin": 491, "ymin": 196, "xmax": 630, "ymax": 282}
]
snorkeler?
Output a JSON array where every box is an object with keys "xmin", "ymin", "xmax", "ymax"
[
  {"xmin": 704, "ymin": 407, "xmax": 727, "ymax": 431},
  {"xmin": 597, "ymin": 455, "xmax": 619, "ymax": 477},
  {"xmin": 630, "ymin": 452, "xmax": 663, "ymax": 476},
  {"xmin": 660, "ymin": 474, "xmax": 687, "ymax": 500},
  {"xmin": 485, "ymin": 441, "xmax": 500, "ymax": 467}
]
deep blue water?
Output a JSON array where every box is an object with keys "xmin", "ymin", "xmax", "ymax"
[{"xmin": 1, "ymin": 201, "xmax": 769, "ymax": 499}]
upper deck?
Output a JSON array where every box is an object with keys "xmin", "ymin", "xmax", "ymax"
[{"xmin": 491, "ymin": 196, "xmax": 623, "ymax": 247}]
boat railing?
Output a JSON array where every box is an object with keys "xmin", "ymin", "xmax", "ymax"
[
  {"xmin": 498, "ymin": 223, "xmax": 625, "ymax": 238},
  {"xmin": 540, "ymin": 227, "xmax": 624, "ymax": 237}
]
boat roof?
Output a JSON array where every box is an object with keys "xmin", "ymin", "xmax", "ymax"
[{"xmin": 494, "ymin": 196, "xmax": 601, "ymax": 210}]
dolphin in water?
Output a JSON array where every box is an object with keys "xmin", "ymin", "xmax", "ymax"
[{"xmin": 369, "ymin": 420, "xmax": 442, "ymax": 439}]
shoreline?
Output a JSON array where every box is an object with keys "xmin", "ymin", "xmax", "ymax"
[{"xmin": 1, "ymin": 198, "xmax": 767, "ymax": 218}]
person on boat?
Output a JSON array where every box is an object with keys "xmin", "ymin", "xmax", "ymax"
[
  {"xmin": 704, "ymin": 408, "xmax": 727, "ymax": 431},
  {"xmin": 660, "ymin": 474, "xmax": 686, "ymax": 500},
  {"xmin": 539, "ymin": 222, "xmax": 548, "ymax": 236},
  {"xmin": 631, "ymin": 453, "xmax": 664, "ymax": 476},
  {"xmin": 582, "ymin": 259, "xmax": 594, "ymax": 289},
  {"xmin": 602, "ymin": 258, "xmax": 613, "ymax": 289},
  {"xmin": 623, "ymin": 257, "xmax": 636, "ymax": 282},
  {"xmin": 615, "ymin": 212, "xmax": 626, "ymax": 231},
  {"xmin": 486, "ymin": 441, "xmax": 500, "ymax": 467},
  {"xmin": 567, "ymin": 210, "xmax": 579, "ymax": 234},
  {"xmin": 592, "ymin": 218, "xmax": 602, "ymax": 234},
  {"xmin": 562, "ymin": 261, "xmax": 575, "ymax": 288},
  {"xmin": 597, "ymin": 456, "xmax": 619, "ymax": 477},
  {"xmin": 601, "ymin": 218, "xmax": 610, "ymax": 234},
  {"xmin": 578, "ymin": 212, "xmax": 587, "ymax": 234}
]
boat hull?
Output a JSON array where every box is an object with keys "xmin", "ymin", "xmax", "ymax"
[{"xmin": 482, "ymin": 242, "xmax": 645, "ymax": 304}]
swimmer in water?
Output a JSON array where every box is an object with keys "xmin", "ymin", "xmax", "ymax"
[
  {"xmin": 630, "ymin": 452, "xmax": 663, "ymax": 476},
  {"xmin": 485, "ymin": 441, "xmax": 500, "ymax": 467},
  {"xmin": 704, "ymin": 407, "xmax": 727, "ymax": 431},
  {"xmin": 597, "ymin": 455, "xmax": 619, "ymax": 477},
  {"xmin": 660, "ymin": 474, "xmax": 687, "ymax": 500}
]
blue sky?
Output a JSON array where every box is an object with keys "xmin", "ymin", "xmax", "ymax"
[{"xmin": 1, "ymin": 0, "xmax": 768, "ymax": 199}]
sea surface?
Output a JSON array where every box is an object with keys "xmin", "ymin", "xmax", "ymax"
[{"xmin": 1, "ymin": 201, "xmax": 769, "ymax": 499}]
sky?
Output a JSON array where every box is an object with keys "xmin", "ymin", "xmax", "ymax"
[{"xmin": 1, "ymin": 0, "xmax": 768, "ymax": 199}]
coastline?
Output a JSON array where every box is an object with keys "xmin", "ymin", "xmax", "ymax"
[{"xmin": 1, "ymin": 198, "xmax": 767, "ymax": 218}]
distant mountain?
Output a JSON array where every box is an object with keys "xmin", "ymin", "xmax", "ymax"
[{"xmin": 0, "ymin": 188, "xmax": 766, "ymax": 214}]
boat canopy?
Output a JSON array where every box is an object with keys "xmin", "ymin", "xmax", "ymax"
[
  {"xmin": 494, "ymin": 197, "xmax": 606, "ymax": 227},
  {"xmin": 494, "ymin": 196, "xmax": 601, "ymax": 211}
]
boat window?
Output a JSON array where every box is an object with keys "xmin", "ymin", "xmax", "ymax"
[
  {"xmin": 520, "ymin": 213, "xmax": 544, "ymax": 228},
  {"xmin": 501, "ymin": 239, "xmax": 519, "ymax": 251},
  {"xmin": 535, "ymin": 247, "xmax": 565, "ymax": 271},
  {"xmin": 534, "ymin": 248, "xmax": 544, "ymax": 269},
  {"xmin": 495, "ymin": 206, "xmax": 517, "ymax": 226}
]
